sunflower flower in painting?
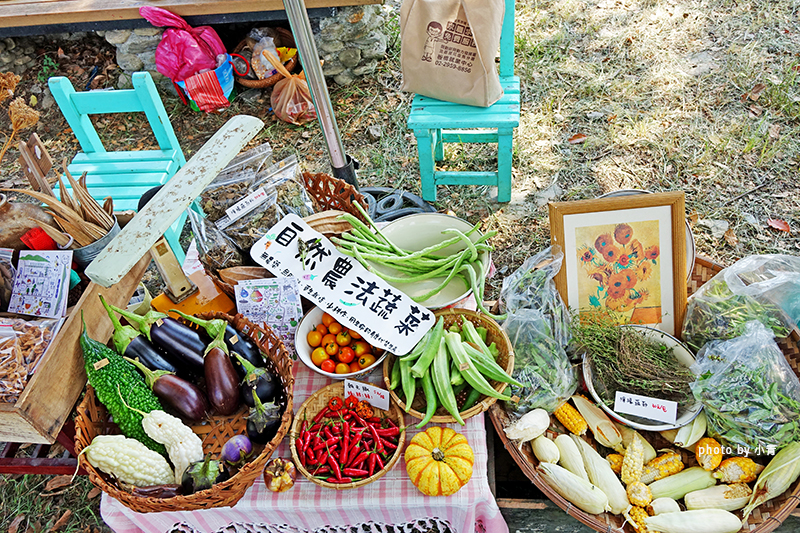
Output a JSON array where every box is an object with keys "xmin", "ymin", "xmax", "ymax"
[
  {"xmin": 645, "ymin": 245, "xmax": 660, "ymax": 261},
  {"xmin": 614, "ymin": 223, "xmax": 633, "ymax": 245}
]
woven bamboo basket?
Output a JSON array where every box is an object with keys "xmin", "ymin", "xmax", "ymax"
[
  {"xmin": 233, "ymin": 28, "xmax": 298, "ymax": 89},
  {"xmin": 212, "ymin": 172, "xmax": 367, "ymax": 299},
  {"xmin": 382, "ymin": 308, "xmax": 515, "ymax": 425},
  {"xmin": 488, "ymin": 255, "xmax": 800, "ymax": 533},
  {"xmin": 289, "ymin": 381, "xmax": 406, "ymax": 490},
  {"xmin": 74, "ymin": 312, "xmax": 295, "ymax": 513}
]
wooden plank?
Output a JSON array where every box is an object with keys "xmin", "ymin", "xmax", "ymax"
[
  {"xmin": 2, "ymin": 254, "xmax": 150, "ymax": 444},
  {"xmin": 496, "ymin": 498, "xmax": 549, "ymax": 510},
  {"xmin": 85, "ymin": 115, "xmax": 264, "ymax": 287},
  {"xmin": 0, "ymin": 0, "xmax": 381, "ymax": 28}
]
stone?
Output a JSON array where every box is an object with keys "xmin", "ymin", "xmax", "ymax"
[
  {"xmin": 104, "ymin": 29, "xmax": 132, "ymax": 45},
  {"xmin": 238, "ymin": 88, "xmax": 263, "ymax": 104},
  {"xmin": 4, "ymin": 38, "xmax": 15, "ymax": 51},
  {"xmin": 40, "ymin": 89, "xmax": 55, "ymax": 110},
  {"xmin": 95, "ymin": 31, "xmax": 106, "ymax": 38},
  {"xmin": 14, "ymin": 56, "xmax": 32, "ymax": 66},
  {"xmin": 0, "ymin": 43, "xmax": 7, "ymax": 55},
  {"xmin": 23, "ymin": 46, "xmax": 34, "ymax": 55},
  {"xmin": 29, "ymin": 84, "xmax": 43, "ymax": 94},
  {"xmin": 322, "ymin": 61, "xmax": 346, "ymax": 77},
  {"xmin": 133, "ymin": 27, "xmax": 162, "ymax": 37},
  {"xmin": 12, "ymin": 64, "xmax": 25, "ymax": 75},
  {"xmin": 65, "ymin": 32, "xmax": 88, "ymax": 41},
  {"xmin": 0, "ymin": 52, "xmax": 14, "ymax": 65},
  {"xmin": 118, "ymin": 33, "xmax": 160, "ymax": 55},
  {"xmin": 353, "ymin": 59, "xmax": 378, "ymax": 77},
  {"xmin": 338, "ymin": 48, "xmax": 361, "ymax": 68},
  {"xmin": 116, "ymin": 53, "xmax": 143, "ymax": 72},
  {"xmin": 318, "ymin": 40, "xmax": 345, "ymax": 53},
  {"xmin": 334, "ymin": 70, "xmax": 356, "ymax": 86},
  {"xmin": 367, "ymin": 124, "xmax": 382, "ymax": 142},
  {"xmin": 116, "ymin": 72, "xmax": 133, "ymax": 89},
  {"xmin": 359, "ymin": 34, "xmax": 388, "ymax": 59}
]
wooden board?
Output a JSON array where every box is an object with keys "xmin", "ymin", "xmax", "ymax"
[
  {"xmin": 0, "ymin": 254, "xmax": 150, "ymax": 444},
  {"xmin": 0, "ymin": 0, "xmax": 381, "ymax": 29}
]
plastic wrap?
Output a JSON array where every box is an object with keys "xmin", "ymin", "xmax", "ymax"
[
  {"xmin": 0, "ymin": 316, "xmax": 63, "ymax": 403},
  {"xmin": 250, "ymin": 155, "xmax": 314, "ymax": 218},
  {"xmin": 499, "ymin": 246, "xmax": 570, "ymax": 347},
  {"xmin": 682, "ymin": 254, "xmax": 799, "ymax": 352},
  {"xmin": 502, "ymin": 308, "xmax": 578, "ymax": 416},
  {"xmin": 217, "ymin": 188, "xmax": 281, "ymax": 253},
  {"xmin": 251, "ymin": 37, "xmax": 280, "ymax": 79},
  {"xmin": 188, "ymin": 209, "xmax": 245, "ymax": 276},
  {"xmin": 690, "ymin": 321, "xmax": 800, "ymax": 451}
]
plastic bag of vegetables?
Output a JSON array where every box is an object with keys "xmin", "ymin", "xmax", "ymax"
[
  {"xmin": 681, "ymin": 254, "xmax": 799, "ymax": 352},
  {"xmin": 498, "ymin": 246, "xmax": 570, "ymax": 347},
  {"xmin": 690, "ymin": 321, "xmax": 800, "ymax": 451},
  {"xmin": 502, "ymin": 308, "xmax": 577, "ymax": 416}
]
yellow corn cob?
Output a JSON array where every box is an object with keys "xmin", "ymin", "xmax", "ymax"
[
  {"xmin": 627, "ymin": 481, "xmax": 653, "ymax": 507},
  {"xmin": 627, "ymin": 505, "xmax": 651, "ymax": 532},
  {"xmin": 607, "ymin": 453, "xmax": 624, "ymax": 475},
  {"xmin": 695, "ymin": 437, "xmax": 723, "ymax": 471},
  {"xmin": 714, "ymin": 456, "xmax": 764, "ymax": 484},
  {"xmin": 640, "ymin": 451, "xmax": 684, "ymax": 484},
  {"xmin": 621, "ymin": 433, "xmax": 645, "ymax": 485},
  {"xmin": 554, "ymin": 401, "xmax": 587, "ymax": 436}
]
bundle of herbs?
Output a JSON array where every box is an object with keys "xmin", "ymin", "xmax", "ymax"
[
  {"xmin": 690, "ymin": 320, "xmax": 800, "ymax": 451},
  {"xmin": 572, "ymin": 315, "xmax": 694, "ymax": 408}
]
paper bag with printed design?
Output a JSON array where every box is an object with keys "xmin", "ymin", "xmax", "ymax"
[{"xmin": 400, "ymin": 0, "xmax": 504, "ymax": 107}]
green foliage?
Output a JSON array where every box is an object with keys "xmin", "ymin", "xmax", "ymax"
[{"xmin": 37, "ymin": 56, "xmax": 58, "ymax": 84}]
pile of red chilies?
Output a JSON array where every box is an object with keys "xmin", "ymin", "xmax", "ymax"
[{"xmin": 295, "ymin": 404, "xmax": 403, "ymax": 484}]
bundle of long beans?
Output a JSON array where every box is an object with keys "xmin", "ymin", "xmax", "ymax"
[{"xmin": 331, "ymin": 203, "xmax": 504, "ymax": 319}]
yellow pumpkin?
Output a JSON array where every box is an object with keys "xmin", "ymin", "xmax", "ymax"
[{"xmin": 405, "ymin": 426, "xmax": 474, "ymax": 496}]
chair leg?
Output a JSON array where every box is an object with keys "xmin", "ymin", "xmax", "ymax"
[
  {"xmin": 434, "ymin": 129, "xmax": 444, "ymax": 162},
  {"xmin": 497, "ymin": 128, "xmax": 514, "ymax": 203},
  {"xmin": 414, "ymin": 128, "xmax": 438, "ymax": 202}
]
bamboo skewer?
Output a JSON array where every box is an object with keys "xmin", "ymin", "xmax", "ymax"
[
  {"xmin": 31, "ymin": 219, "xmax": 78, "ymax": 249},
  {"xmin": 65, "ymin": 170, "xmax": 114, "ymax": 231}
]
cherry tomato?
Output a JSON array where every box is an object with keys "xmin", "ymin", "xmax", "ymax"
[
  {"xmin": 349, "ymin": 361, "xmax": 362, "ymax": 373},
  {"xmin": 321, "ymin": 312, "xmax": 336, "ymax": 327},
  {"xmin": 335, "ymin": 331, "xmax": 351, "ymax": 347},
  {"xmin": 307, "ymin": 330, "xmax": 323, "ymax": 348},
  {"xmin": 311, "ymin": 347, "xmax": 328, "ymax": 366},
  {"xmin": 327, "ymin": 396, "xmax": 344, "ymax": 411},
  {"xmin": 348, "ymin": 329, "xmax": 362, "ymax": 340},
  {"xmin": 324, "ymin": 341, "xmax": 339, "ymax": 356},
  {"xmin": 338, "ymin": 346, "xmax": 356, "ymax": 364},
  {"xmin": 320, "ymin": 359, "xmax": 336, "ymax": 373},
  {"xmin": 334, "ymin": 362, "xmax": 351, "ymax": 374},
  {"xmin": 358, "ymin": 353, "xmax": 377, "ymax": 369},
  {"xmin": 315, "ymin": 323, "xmax": 328, "ymax": 335},
  {"xmin": 352, "ymin": 340, "xmax": 370, "ymax": 357},
  {"xmin": 328, "ymin": 322, "xmax": 343, "ymax": 335},
  {"xmin": 344, "ymin": 395, "xmax": 358, "ymax": 409},
  {"xmin": 321, "ymin": 333, "xmax": 337, "ymax": 347}
]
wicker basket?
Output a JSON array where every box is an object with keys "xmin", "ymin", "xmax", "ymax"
[
  {"xmin": 488, "ymin": 255, "xmax": 800, "ymax": 533},
  {"xmin": 213, "ymin": 172, "xmax": 368, "ymax": 299},
  {"xmin": 233, "ymin": 28, "xmax": 299, "ymax": 89},
  {"xmin": 74, "ymin": 313, "xmax": 295, "ymax": 513},
  {"xmin": 289, "ymin": 381, "xmax": 406, "ymax": 490},
  {"xmin": 382, "ymin": 308, "xmax": 515, "ymax": 425}
]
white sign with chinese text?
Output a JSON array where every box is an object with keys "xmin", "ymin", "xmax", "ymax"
[
  {"xmin": 613, "ymin": 391, "xmax": 678, "ymax": 425},
  {"xmin": 250, "ymin": 214, "xmax": 435, "ymax": 355},
  {"xmin": 344, "ymin": 379, "xmax": 390, "ymax": 410}
]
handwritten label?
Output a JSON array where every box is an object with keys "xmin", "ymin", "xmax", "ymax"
[
  {"xmin": 614, "ymin": 391, "xmax": 678, "ymax": 425},
  {"xmin": 250, "ymin": 215, "xmax": 435, "ymax": 355},
  {"xmin": 225, "ymin": 187, "xmax": 270, "ymax": 222},
  {"xmin": 93, "ymin": 358, "xmax": 109, "ymax": 370},
  {"xmin": 344, "ymin": 379, "xmax": 390, "ymax": 411}
]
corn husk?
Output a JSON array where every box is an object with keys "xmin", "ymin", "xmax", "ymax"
[
  {"xmin": 554, "ymin": 434, "xmax": 589, "ymax": 482},
  {"xmin": 572, "ymin": 395, "xmax": 622, "ymax": 449},
  {"xmin": 644, "ymin": 509, "xmax": 743, "ymax": 533},
  {"xmin": 571, "ymin": 433, "xmax": 630, "ymax": 514},
  {"xmin": 647, "ymin": 497, "xmax": 681, "ymax": 515},
  {"xmin": 615, "ymin": 423, "xmax": 657, "ymax": 463},
  {"xmin": 684, "ymin": 483, "xmax": 752, "ymax": 512},
  {"xmin": 741, "ymin": 441, "xmax": 800, "ymax": 521},
  {"xmin": 537, "ymin": 462, "xmax": 611, "ymax": 515},
  {"xmin": 673, "ymin": 411, "xmax": 707, "ymax": 449}
]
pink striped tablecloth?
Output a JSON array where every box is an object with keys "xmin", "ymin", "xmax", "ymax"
[{"xmin": 101, "ymin": 359, "xmax": 508, "ymax": 533}]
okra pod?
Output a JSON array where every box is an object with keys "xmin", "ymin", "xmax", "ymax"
[
  {"xmin": 461, "ymin": 386, "xmax": 483, "ymax": 411},
  {"xmin": 416, "ymin": 369, "xmax": 439, "ymax": 429},
  {"xmin": 450, "ymin": 359, "xmax": 465, "ymax": 386},
  {"xmin": 400, "ymin": 359, "xmax": 416, "ymax": 412},
  {"xmin": 432, "ymin": 337, "xmax": 465, "ymax": 425},
  {"xmin": 389, "ymin": 358, "xmax": 402, "ymax": 390},
  {"xmin": 444, "ymin": 331, "xmax": 511, "ymax": 401},
  {"xmin": 410, "ymin": 317, "xmax": 444, "ymax": 378},
  {"xmin": 462, "ymin": 342, "xmax": 523, "ymax": 386}
]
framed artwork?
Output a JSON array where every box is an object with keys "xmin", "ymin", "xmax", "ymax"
[{"xmin": 549, "ymin": 191, "xmax": 687, "ymax": 336}]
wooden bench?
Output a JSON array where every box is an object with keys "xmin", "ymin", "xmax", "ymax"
[{"xmin": 0, "ymin": 0, "xmax": 381, "ymax": 38}]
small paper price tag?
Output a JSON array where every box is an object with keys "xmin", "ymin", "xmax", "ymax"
[
  {"xmin": 230, "ymin": 335, "xmax": 239, "ymax": 345},
  {"xmin": 344, "ymin": 379, "xmax": 390, "ymax": 410},
  {"xmin": 459, "ymin": 362, "xmax": 470, "ymax": 371},
  {"xmin": 247, "ymin": 374, "xmax": 257, "ymax": 384},
  {"xmin": 614, "ymin": 391, "xmax": 678, "ymax": 425},
  {"xmin": 93, "ymin": 358, "xmax": 109, "ymax": 370},
  {"xmin": 226, "ymin": 187, "xmax": 269, "ymax": 222},
  {"xmin": 510, "ymin": 395, "xmax": 520, "ymax": 403},
  {"xmin": 156, "ymin": 319, "xmax": 164, "ymax": 327}
]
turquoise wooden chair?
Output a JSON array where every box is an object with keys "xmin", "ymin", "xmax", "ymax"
[
  {"xmin": 407, "ymin": 0, "xmax": 520, "ymax": 203},
  {"xmin": 48, "ymin": 72, "xmax": 190, "ymax": 264}
]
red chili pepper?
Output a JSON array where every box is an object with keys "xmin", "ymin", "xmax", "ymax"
[
  {"xmin": 350, "ymin": 430, "xmax": 364, "ymax": 451},
  {"xmin": 343, "ymin": 467, "xmax": 369, "ymax": 477},
  {"xmin": 313, "ymin": 406, "xmax": 330, "ymax": 423},
  {"xmin": 354, "ymin": 459, "xmax": 366, "ymax": 470},
  {"xmin": 312, "ymin": 465, "xmax": 330, "ymax": 475},
  {"xmin": 368, "ymin": 453, "xmax": 377, "ymax": 476},
  {"xmin": 323, "ymin": 427, "xmax": 334, "ymax": 440},
  {"xmin": 327, "ymin": 453, "xmax": 343, "ymax": 480},
  {"xmin": 340, "ymin": 421, "xmax": 350, "ymax": 464},
  {"xmin": 368, "ymin": 424, "xmax": 385, "ymax": 455},
  {"xmin": 367, "ymin": 416, "xmax": 381, "ymax": 423},
  {"xmin": 380, "ymin": 437, "xmax": 398, "ymax": 450},
  {"xmin": 318, "ymin": 450, "xmax": 329, "ymax": 466},
  {"xmin": 375, "ymin": 452, "xmax": 385, "ymax": 470},
  {"xmin": 375, "ymin": 427, "xmax": 400, "ymax": 437},
  {"xmin": 352, "ymin": 413, "xmax": 368, "ymax": 427},
  {"xmin": 325, "ymin": 477, "xmax": 353, "ymax": 484},
  {"xmin": 350, "ymin": 449, "xmax": 370, "ymax": 468},
  {"xmin": 384, "ymin": 417, "xmax": 398, "ymax": 429},
  {"xmin": 300, "ymin": 419, "xmax": 308, "ymax": 434},
  {"xmin": 306, "ymin": 446, "xmax": 316, "ymax": 460},
  {"xmin": 345, "ymin": 443, "xmax": 361, "ymax": 467},
  {"xmin": 328, "ymin": 396, "xmax": 344, "ymax": 412}
]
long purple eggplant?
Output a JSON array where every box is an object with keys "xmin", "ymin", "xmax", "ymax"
[
  {"xmin": 125, "ymin": 357, "xmax": 209, "ymax": 422},
  {"xmin": 204, "ymin": 327, "xmax": 241, "ymax": 416},
  {"xmin": 99, "ymin": 294, "xmax": 179, "ymax": 375},
  {"xmin": 107, "ymin": 304, "xmax": 208, "ymax": 376}
]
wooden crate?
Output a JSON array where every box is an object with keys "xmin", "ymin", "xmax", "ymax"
[{"xmin": 0, "ymin": 255, "xmax": 149, "ymax": 444}]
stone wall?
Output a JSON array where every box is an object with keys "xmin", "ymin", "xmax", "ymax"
[
  {"xmin": 0, "ymin": 36, "xmax": 41, "ymax": 76},
  {"xmin": 100, "ymin": 4, "xmax": 388, "ymax": 89}
]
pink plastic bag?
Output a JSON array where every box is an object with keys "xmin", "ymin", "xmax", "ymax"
[{"xmin": 139, "ymin": 6, "xmax": 226, "ymax": 82}]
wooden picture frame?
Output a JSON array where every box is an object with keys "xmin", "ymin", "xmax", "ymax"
[{"xmin": 549, "ymin": 191, "xmax": 687, "ymax": 336}]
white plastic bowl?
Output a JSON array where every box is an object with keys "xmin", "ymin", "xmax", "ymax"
[
  {"xmin": 582, "ymin": 324, "xmax": 702, "ymax": 432},
  {"xmin": 295, "ymin": 307, "xmax": 387, "ymax": 380},
  {"xmin": 370, "ymin": 213, "xmax": 491, "ymax": 309}
]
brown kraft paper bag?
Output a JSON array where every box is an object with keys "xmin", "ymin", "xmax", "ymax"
[{"xmin": 400, "ymin": 0, "xmax": 505, "ymax": 107}]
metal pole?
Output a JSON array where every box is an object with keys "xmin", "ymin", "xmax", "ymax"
[{"xmin": 283, "ymin": 0, "xmax": 359, "ymax": 188}]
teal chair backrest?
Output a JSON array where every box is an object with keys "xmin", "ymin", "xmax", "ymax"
[{"xmin": 498, "ymin": 0, "xmax": 516, "ymax": 79}]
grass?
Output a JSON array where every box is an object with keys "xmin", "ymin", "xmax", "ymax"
[{"xmin": 0, "ymin": 0, "xmax": 799, "ymax": 529}]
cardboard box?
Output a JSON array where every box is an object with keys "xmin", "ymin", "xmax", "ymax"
[{"xmin": 0, "ymin": 255, "xmax": 150, "ymax": 444}]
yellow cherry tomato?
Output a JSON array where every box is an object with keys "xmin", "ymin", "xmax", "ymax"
[
  {"xmin": 334, "ymin": 362, "xmax": 351, "ymax": 374},
  {"xmin": 348, "ymin": 328, "xmax": 362, "ymax": 339},
  {"xmin": 358, "ymin": 353, "xmax": 377, "ymax": 369},
  {"xmin": 311, "ymin": 347, "xmax": 329, "ymax": 366},
  {"xmin": 349, "ymin": 361, "xmax": 362, "ymax": 373},
  {"xmin": 321, "ymin": 312, "xmax": 336, "ymax": 327},
  {"xmin": 335, "ymin": 331, "xmax": 351, "ymax": 346},
  {"xmin": 321, "ymin": 333, "xmax": 336, "ymax": 347},
  {"xmin": 328, "ymin": 322, "xmax": 343, "ymax": 335},
  {"xmin": 315, "ymin": 323, "xmax": 328, "ymax": 335},
  {"xmin": 307, "ymin": 330, "xmax": 323, "ymax": 348},
  {"xmin": 324, "ymin": 341, "xmax": 339, "ymax": 356}
]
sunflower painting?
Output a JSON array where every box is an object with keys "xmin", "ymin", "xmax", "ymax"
[{"xmin": 575, "ymin": 220, "xmax": 662, "ymax": 324}]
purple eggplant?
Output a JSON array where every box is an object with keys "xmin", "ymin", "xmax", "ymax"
[
  {"xmin": 204, "ymin": 326, "xmax": 241, "ymax": 415},
  {"xmin": 245, "ymin": 386, "xmax": 283, "ymax": 444},
  {"xmin": 181, "ymin": 455, "xmax": 229, "ymax": 494},
  {"xmin": 107, "ymin": 304, "xmax": 208, "ymax": 375},
  {"xmin": 170, "ymin": 309, "xmax": 263, "ymax": 378},
  {"xmin": 125, "ymin": 357, "xmax": 209, "ymax": 422},
  {"xmin": 99, "ymin": 294, "xmax": 179, "ymax": 375},
  {"xmin": 235, "ymin": 353, "xmax": 279, "ymax": 407}
]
